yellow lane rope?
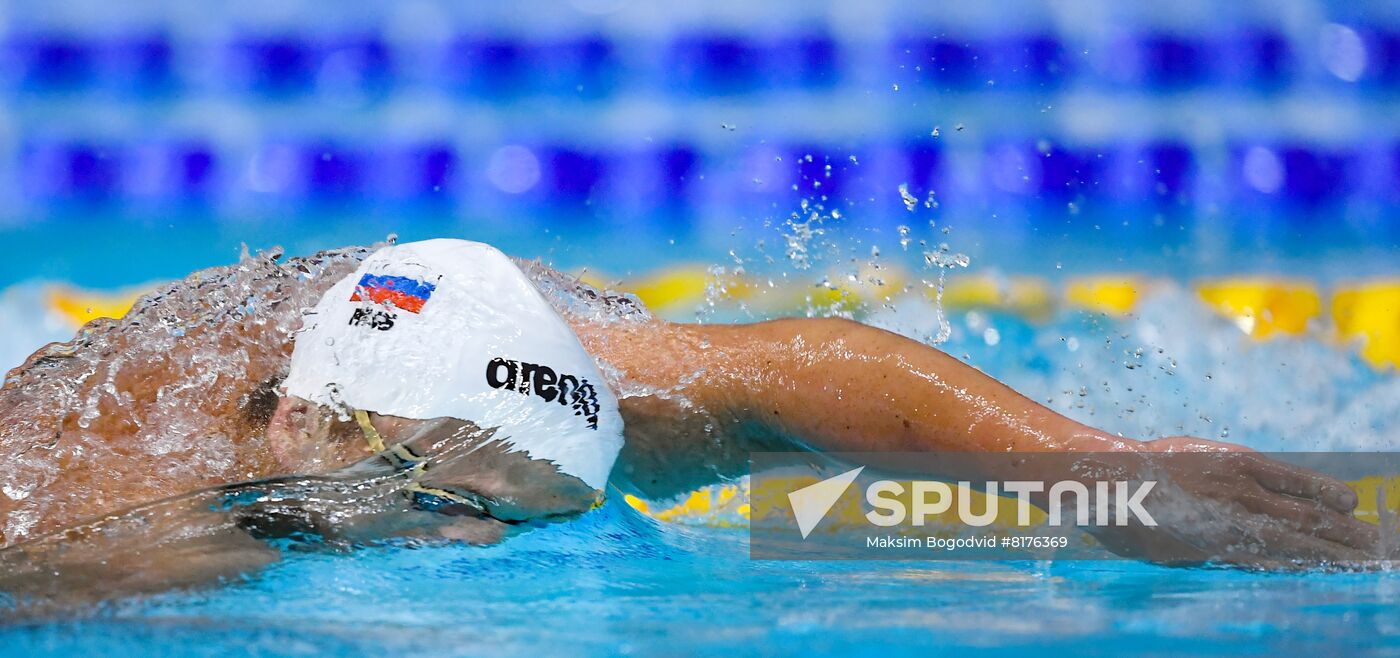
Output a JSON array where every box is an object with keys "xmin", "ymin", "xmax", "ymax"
[{"xmin": 43, "ymin": 272, "xmax": 1400, "ymax": 370}]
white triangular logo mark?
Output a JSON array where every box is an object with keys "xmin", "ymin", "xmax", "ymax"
[{"xmin": 788, "ymin": 466, "xmax": 864, "ymax": 539}]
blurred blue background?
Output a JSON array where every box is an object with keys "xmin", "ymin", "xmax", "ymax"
[
  {"xmin": 3, "ymin": 5, "xmax": 1400, "ymax": 656},
  {"xmin": 0, "ymin": 0, "xmax": 1396, "ymax": 287}
]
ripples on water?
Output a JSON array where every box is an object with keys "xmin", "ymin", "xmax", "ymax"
[{"xmin": 0, "ymin": 224, "xmax": 1396, "ymax": 653}]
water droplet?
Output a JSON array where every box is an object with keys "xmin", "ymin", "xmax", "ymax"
[{"xmin": 898, "ymin": 184, "xmax": 918, "ymax": 212}]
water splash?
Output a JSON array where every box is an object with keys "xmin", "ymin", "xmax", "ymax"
[
  {"xmin": 0, "ymin": 245, "xmax": 376, "ymax": 546},
  {"xmin": 513, "ymin": 258, "xmax": 651, "ymax": 326},
  {"xmin": 781, "ymin": 199, "xmax": 828, "ymax": 272},
  {"xmin": 898, "ymin": 183, "xmax": 918, "ymax": 212},
  {"xmin": 911, "ymin": 242, "xmax": 972, "ymax": 345},
  {"xmin": 917, "ymin": 284, "xmax": 1400, "ymax": 450}
]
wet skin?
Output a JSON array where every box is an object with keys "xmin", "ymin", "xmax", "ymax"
[
  {"xmin": 0, "ymin": 251, "xmax": 1380, "ymax": 591},
  {"xmin": 572, "ymin": 316, "xmax": 1377, "ymax": 567}
]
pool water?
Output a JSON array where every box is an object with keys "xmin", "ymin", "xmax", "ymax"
[
  {"xmin": 3, "ymin": 504, "xmax": 1399, "ymax": 657},
  {"xmin": 0, "ymin": 225, "xmax": 1397, "ymax": 657}
]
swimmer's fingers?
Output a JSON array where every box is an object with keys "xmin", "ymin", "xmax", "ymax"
[
  {"xmin": 1232, "ymin": 486, "xmax": 1378, "ymax": 553},
  {"xmin": 1243, "ymin": 455, "xmax": 1359, "ymax": 513},
  {"xmin": 1233, "ymin": 518, "xmax": 1377, "ymax": 566}
]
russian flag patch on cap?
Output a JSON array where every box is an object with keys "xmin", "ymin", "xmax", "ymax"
[{"xmin": 350, "ymin": 274, "xmax": 436, "ymax": 313}]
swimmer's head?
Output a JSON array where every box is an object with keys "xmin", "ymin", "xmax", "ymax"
[
  {"xmin": 279, "ymin": 239, "xmax": 625, "ymax": 491},
  {"xmin": 265, "ymin": 394, "xmax": 424, "ymax": 471},
  {"xmin": 265, "ymin": 394, "xmax": 602, "ymax": 521}
]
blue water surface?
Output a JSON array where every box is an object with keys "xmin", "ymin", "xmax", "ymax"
[
  {"xmin": 0, "ymin": 216, "xmax": 1396, "ymax": 657},
  {"xmin": 3, "ymin": 500, "xmax": 1397, "ymax": 657}
]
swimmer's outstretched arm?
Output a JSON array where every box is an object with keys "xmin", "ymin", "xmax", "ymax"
[
  {"xmin": 578, "ymin": 317, "xmax": 1139, "ymax": 480},
  {"xmin": 575, "ymin": 316, "xmax": 1377, "ymax": 565},
  {"xmin": 692, "ymin": 317, "xmax": 1128, "ymax": 453}
]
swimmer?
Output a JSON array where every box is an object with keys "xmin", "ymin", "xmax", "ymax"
[{"xmin": 0, "ymin": 239, "xmax": 1379, "ymax": 602}]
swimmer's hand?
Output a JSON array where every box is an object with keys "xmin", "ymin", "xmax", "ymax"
[{"xmin": 1082, "ymin": 437, "xmax": 1380, "ymax": 569}]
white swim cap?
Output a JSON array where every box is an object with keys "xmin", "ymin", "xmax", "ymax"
[{"xmin": 283, "ymin": 239, "xmax": 624, "ymax": 490}]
